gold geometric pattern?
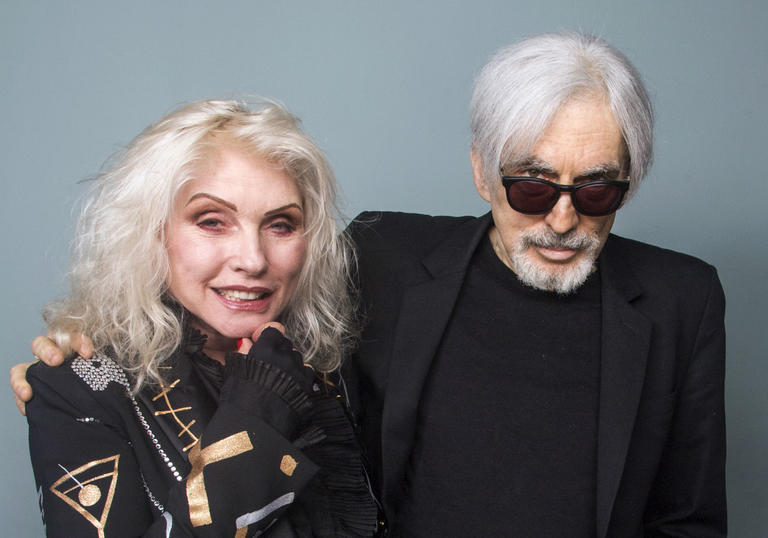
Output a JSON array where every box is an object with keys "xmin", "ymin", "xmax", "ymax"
[
  {"xmin": 187, "ymin": 431, "xmax": 254, "ymax": 527},
  {"xmin": 78, "ymin": 484, "xmax": 102, "ymax": 506},
  {"xmin": 49, "ymin": 455, "xmax": 120, "ymax": 538},
  {"xmin": 153, "ymin": 379, "xmax": 200, "ymax": 451},
  {"xmin": 280, "ymin": 455, "xmax": 298, "ymax": 476}
]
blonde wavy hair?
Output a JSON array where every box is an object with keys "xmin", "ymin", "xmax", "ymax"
[{"xmin": 44, "ymin": 99, "xmax": 357, "ymax": 391}]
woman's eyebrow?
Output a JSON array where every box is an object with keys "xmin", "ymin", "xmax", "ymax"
[
  {"xmin": 185, "ymin": 192, "xmax": 238, "ymax": 211},
  {"xmin": 265, "ymin": 203, "xmax": 303, "ymax": 217}
]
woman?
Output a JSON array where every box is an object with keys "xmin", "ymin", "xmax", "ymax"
[{"xmin": 24, "ymin": 99, "xmax": 379, "ymax": 537}]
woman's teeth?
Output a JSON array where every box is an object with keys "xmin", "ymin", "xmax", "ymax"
[{"xmin": 217, "ymin": 289, "xmax": 266, "ymax": 301}]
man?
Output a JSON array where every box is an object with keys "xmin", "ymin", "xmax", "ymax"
[
  {"xmin": 342, "ymin": 32, "xmax": 725, "ymax": 536},
  {"xmin": 14, "ymin": 32, "xmax": 726, "ymax": 536}
]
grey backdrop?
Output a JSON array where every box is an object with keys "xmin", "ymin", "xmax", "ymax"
[{"xmin": 2, "ymin": 1, "xmax": 766, "ymax": 536}]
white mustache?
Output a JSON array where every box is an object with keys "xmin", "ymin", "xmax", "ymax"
[{"xmin": 519, "ymin": 229, "xmax": 599, "ymax": 251}]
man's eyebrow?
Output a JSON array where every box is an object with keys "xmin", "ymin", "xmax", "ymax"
[
  {"xmin": 502, "ymin": 158, "xmax": 624, "ymax": 180},
  {"xmin": 265, "ymin": 203, "xmax": 303, "ymax": 217},
  {"xmin": 577, "ymin": 163, "xmax": 623, "ymax": 179},
  {"xmin": 504, "ymin": 157, "xmax": 558, "ymax": 175},
  {"xmin": 185, "ymin": 193, "xmax": 238, "ymax": 211}
]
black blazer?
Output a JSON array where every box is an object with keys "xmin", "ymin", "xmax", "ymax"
[{"xmin": 345, "ymin": 211, "xmax": 726, "ymax": 537}]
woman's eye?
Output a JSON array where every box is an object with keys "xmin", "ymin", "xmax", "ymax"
[
  {"xmin": 197, "ymin": 218, "xmax": 224, "ymax": 230},
  {"xmin": 269, "ymin": 220, "xmax": 296, "ymax": 234}
]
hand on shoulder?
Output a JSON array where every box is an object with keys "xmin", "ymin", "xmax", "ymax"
[{"xmin": 10, "ymin": 331, "xmax": 95, "ymax": 415}]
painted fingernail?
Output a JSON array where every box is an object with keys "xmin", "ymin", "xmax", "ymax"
[{"xmin": 237, "ymin": 339, "xmax": 244, "ymax": 350}]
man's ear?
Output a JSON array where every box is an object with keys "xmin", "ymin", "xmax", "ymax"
[{"xmin": 471, "ymin": 147, "xmax": 491, "ymax": 202}]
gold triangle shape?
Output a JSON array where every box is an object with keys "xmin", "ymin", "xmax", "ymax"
[{"xmin": 50, "ymin": 454, "xmax": 120, "ymax": 538}]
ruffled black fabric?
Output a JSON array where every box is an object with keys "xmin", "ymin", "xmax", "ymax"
[
  {"xmin": 223, "ymin": 355, "xmax": 312, "ymax": 416},
  {"xmin": 181, "ymin": 328, "xmax": 226, "ymax": 390},
  {"xmin": 182, "ymin": 327, "xmax": 208, "ymax": 354},
  {"xmin": 301, "ymin": 384, "xmax": 381, "ymax": 537}
]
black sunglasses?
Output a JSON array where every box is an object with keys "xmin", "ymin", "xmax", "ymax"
[{"xmin": 500, "ymin": 175, "xmax": 630, "ymax": 217}]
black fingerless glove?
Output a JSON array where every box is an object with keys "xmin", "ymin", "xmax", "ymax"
[
  {"xmin": 247, "ymin": 327, "xmax": 316, "ymax": 392},
  {"xmin": 220, "ymin": 328, "xmax": 315, "ymax": 438}
]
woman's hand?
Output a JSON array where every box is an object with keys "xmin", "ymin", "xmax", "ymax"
[
  {"xmin": 235, "ymin": 321, "xmax": 286, "ymax": 354},
  {"xmin": 236, "ymin": 322, "xmax": 315, "ymax": 392},
  {"xmin": 10, "ymin": 332, "xmax": 94, "ymax": 415}
]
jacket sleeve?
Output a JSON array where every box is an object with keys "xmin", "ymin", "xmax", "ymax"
[
  {"xmin": 28, "ymin": 364, "xmax": 167, "ymax": 537},
  {"xmin": 643, "ymin": 268, "xmax": 727, "ymax": 537},
  {"xmin": 27, "ymin": 359, "xmax": 320, "ymax": 538}
]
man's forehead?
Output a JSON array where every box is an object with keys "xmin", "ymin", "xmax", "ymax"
[{"xmin": 499, "ymin": 96, "xmax": 626, "ymax": 163}]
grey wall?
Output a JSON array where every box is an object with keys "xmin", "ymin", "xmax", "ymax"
[{"xmin": 2, "ymin": 1, "xmax": 766, "ymax": 535}]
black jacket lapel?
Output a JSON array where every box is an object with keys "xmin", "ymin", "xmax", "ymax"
[
  {"xmin": 380, "ymin": 214, "xmax": 492, "ymax": 512},
  {"xmin": 595, "ymin": 236, "xmax": 652, "ymax": 537}
]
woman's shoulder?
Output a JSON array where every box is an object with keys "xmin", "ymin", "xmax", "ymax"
[
  {"xmin": 27, "ymin": 351, "xmax": 133, "ymax": 421},
  {"xmin": 29, "ymin": 350, "xmax": 130, "ymax": 390}
]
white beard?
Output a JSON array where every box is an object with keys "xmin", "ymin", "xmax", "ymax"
[{"xmin": 508, "ymin": 228, "xmax": 601, "ymax": 294}]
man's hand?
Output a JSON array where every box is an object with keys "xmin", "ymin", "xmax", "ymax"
[
  {"xmin": 10, "ymin": 361, "xmax": 35, "ymax": 416},
  {"xmin": 10, "ymin": 332, "xmax": 94, "ymax": 415},
  {"xmin": 31, "ymin": 332, "xmax": 94, "ymax": 365}
]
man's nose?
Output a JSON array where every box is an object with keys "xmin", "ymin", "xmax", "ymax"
[{"xmin": 544, "ymin": 193, "xmax": 580, "ymax": 234}]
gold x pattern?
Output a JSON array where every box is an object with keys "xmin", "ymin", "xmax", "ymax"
[{"xmin": 153, "ymin": 379, "xmax": 200, "ymax": 451}]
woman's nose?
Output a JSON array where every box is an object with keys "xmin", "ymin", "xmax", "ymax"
[{"xmin": 231, "ymin": 231, "xmax": 268, "ymax": 276}]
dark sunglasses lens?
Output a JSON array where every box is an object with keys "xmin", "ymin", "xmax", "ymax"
[
  {"xmin": 573, "ymin": 183, "xmax": 625, "ymax": 215},
  {"xmin": 506, "ymin": 180, "xmax": 558, "ymax": 213}
]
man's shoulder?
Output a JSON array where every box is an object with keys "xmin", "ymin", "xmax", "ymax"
[
  {"xmin": 606, "ymin": 234, "xmax": 717, "ymax": 273},
  {"xmin": 347, "ymin": 211, "xmax": 481, "ymax": 254},
  {"xmin": 604, "ymin": 234, "xmax": 721, "ymax": 297}
]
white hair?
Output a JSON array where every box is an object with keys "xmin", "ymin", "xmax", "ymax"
[
  {"xmin": 44, "ymin": 99, "xmax": 357, "ymax": 391},
  {"xmin": 470, "ymin": 31, "xmax": 654, "ymax": 199}
]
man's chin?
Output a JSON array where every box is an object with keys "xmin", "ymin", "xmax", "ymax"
[{"xmin": 512, "ymin": 252, "xmax": 595, "ymax": 295}]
